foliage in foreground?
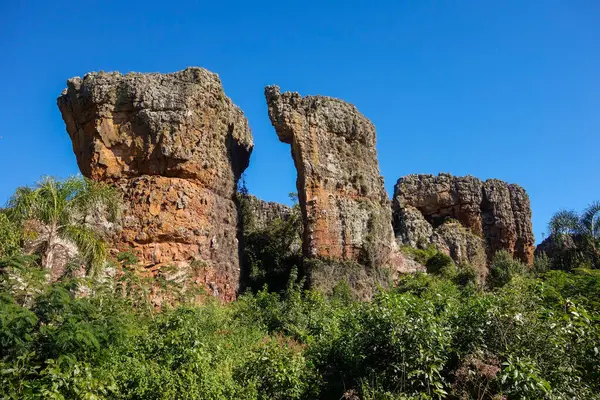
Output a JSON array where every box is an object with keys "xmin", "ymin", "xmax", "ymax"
[
  {"xmin": 1, "ymin": 264, "xmax": 599, "ymax": 399},
  {"xmin": 1, "ymin": 179, "xmax": 599, "ymax": 399},
  {"xmin": 4, "ymin": 176, "xmax": 120, "ymax": 278}
]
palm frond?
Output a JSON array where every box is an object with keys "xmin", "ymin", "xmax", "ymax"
[
  {"xmin": 579, "ymin": 201, "xmax": 600, "ymax": 239},
  {"xmin": 548, "ymin": 209, "xmax": 580, "ymax": 236},
  {"xmin": 5, "ymin": 186, "xmax": 38, "ymax": 223},
  {"xmin": 61, "ymin": 224, "xmax": 108, "ymax": 279},
  {"xmin": 69, "ymin": 177, "xmax": 122, "ymax": 223}
]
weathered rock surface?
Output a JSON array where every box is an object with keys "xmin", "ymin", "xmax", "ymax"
[
  {"xmin": 241, "ymin": 194, "xmax": 296, "ymax": 231},
  {"xmin": 265, "ymin": 86, "xmax": 399, "ymax": 272},
  {"xmin": 58, "ymin": 67, "xmax": 253, "ymax": 301},
  {"xmin": 535, "ymin": 234, "xmax": 577, "ymax": 260},
  {"xmin": 393, "ymin": 173, "xmax": 535, "ymax": 266},
  {"xmin": 432, "ymin": 222, "xmax": 488, "ymax": 282}
]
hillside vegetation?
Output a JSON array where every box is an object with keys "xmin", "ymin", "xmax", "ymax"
[{"xmin": 1, "ymin": 177, "xmax": 599, "ymax": 399}]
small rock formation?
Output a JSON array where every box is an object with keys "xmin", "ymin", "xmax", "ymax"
[
  {"xmin": 264, "ymin": 86, "xmax": 406, "ymax": 281},
  {"xmin": 393, "ymin": 173, "xmax": 535, "ymax": 266},
  {"xmin": 535, "ymin": 234, "xmax": 577, "ymax": 260},
  {"xmin": 240, "ymin": 194, "xmax": 297, "ymax": 231},
  {"xmin": 58, "ymin": 67, "xmax": 253, "ymax": 301}
]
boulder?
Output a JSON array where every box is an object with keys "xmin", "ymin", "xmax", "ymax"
[{"xmin": 58, "ymin": 67, "xmax": 253, "ymax": 301}]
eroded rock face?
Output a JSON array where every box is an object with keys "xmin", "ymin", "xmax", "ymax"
[
  {"xmin": 241, "ymin": 194, "xmax": 296, "ymax": 231},
  {"xmin": 58, "ymin": 67, "xmax": 253, "ymax": 301},
  {"xmin": 393, "ymin": 173, "xmax": 535, "ymax": 266},
  {"xmin": 264, "ymin": 86, "xmax": 399, "ymax": 274}
]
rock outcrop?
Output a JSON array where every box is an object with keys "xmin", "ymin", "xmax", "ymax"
[
  {"xmin": 264, "ymin": 86, "xmax": 402, "ymax": 276},
  {"xmin": 393, "ymin": 173, "xmax": 535, "ymax": 266},
  {"xmin": 58, "ymin": 67, "xmax": 253, "ymax": 301},
  {"xmin": 535, "ymin": 234, "xmax": 577, "ymax": 260},
  {"xmin": 241, "ymin": 194, "xmax": 296, "ymax": 231}
]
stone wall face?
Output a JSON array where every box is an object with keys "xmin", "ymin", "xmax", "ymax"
[
  {"xmin": 393, "ymin": 173, "xmax": 535, "ymax": 266},
  {"xmin": 241, "ymin": 194, "xmax": 296, "ymax": 231},
  {"xmin": 58, "ymin": 67, "xmax": 253, "ymax": 301},
  {"xmin": 264, "ymin": 86, "xmax": 397, "ymax": 269}
]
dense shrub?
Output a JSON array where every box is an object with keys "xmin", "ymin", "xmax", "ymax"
[
  {"xmin": 1, "ymin": 182, "xmax": 599, "ymax": 399},
  {"xmin": 487, "ymin": 250, "xmax": 526, "ymax": 288},
  {"xmin": 0, "ymin": 213, "xmax": 21, "ymax": 258},
  {"xmin": 1, "ymin": 265, "xmax": 599, "ymax": 399},
  {"xmin": 238, "ymin": 193, "xmax": 303, "ymax": 294}
]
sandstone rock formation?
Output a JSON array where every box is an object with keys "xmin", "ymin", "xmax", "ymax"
[
  {"xmin": 241, "ymin": 194, "xmax": 296, "ymax": 231},
  {"xmin": 264, "ymin": 86, "xmax": 403, "ymax": 277},
  {"xmin": 58, "ymin": 67, "xmax": 253, "ymax": 301},
  {"xmin": 393, "ymin": 173, "xmax": 535, "ymax": 266}
]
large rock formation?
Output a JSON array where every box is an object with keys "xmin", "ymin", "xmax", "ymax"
[
  {"xmin": 264, "ymin": 86, "xmax": 403, "ymax": 277},
  {"xmin": 58, "ymin": 67, "xmax": 253, "ymax": 301},
  {"xmin": 393, "ymin": 173, "xmax": 535, "ymax": 266}
]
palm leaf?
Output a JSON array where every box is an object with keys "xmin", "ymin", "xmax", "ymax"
[
  {"xmin": 69, "ymin": 177, "xmax": 121, "ymax": 223},
  {"xmin": 61, "ymin": 224, "xmax": 108, "ymax": 279},
  {"xmin": 579, "ymin": 201, "xmax": 600, "ymax": 239},
  {"xmin": 548, "ymin": 209, "xmax": 580, "ymax": 236}
]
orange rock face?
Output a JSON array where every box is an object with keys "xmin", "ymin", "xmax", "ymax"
[
  {"xmin": 58, "ymin": 68, "xmax": 253, "ymax": 301},
  {"xmin": 264, "ymin": 86, "xmax": 401, "ymax": 271}
]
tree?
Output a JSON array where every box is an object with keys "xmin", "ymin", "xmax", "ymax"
[
  {"xmin": 5, "ymin": 176, "xmax": 120, "ymax": 277},
  {"xmin": 578, "ymin": 201, "xmax": 600, "ymax": 256},
  {"xmin": 547, "ymin": 202, "xmax": 600, "ymax": 269}
]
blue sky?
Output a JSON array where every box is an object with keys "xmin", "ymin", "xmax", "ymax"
[{"xmin": 1, "ymin": 1, "xmax": 598, "ymax": 243}]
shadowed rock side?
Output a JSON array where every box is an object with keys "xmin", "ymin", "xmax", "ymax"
[
  {"xmin": 264, "ymin": 85, "xmax": 415, "ymax": 281},
  {"xmin": 393, "ymin": 173, "xmax": 535, "ymax": 266},
  {"xmin": 57, "ymin": 67, "xmax": 253, "ymax": 301}
]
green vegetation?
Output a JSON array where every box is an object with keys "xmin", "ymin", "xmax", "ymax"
[
  {"xmin": 2, "ymin": 263, "xmax": 599, "ymax": 399},
  {"xmin": 238, "ymin": 191, "xmax": 303, "ymax": 293},
  {"xmin": 1, "ymin": 179, "xmax": 599, "ymax": 399},
  {"xmin": 544, "ymin": 202, "xmax": 600, "ymax": 270},
  {"xmin": 4, "ymin": 176, "xmax": 120, "ymax": 277}
]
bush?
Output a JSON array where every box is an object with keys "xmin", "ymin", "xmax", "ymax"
[
  {"xmin": 453, "ymin": 262, "xmax": 478, "ymax": 286},
  {"xmin": 426, "ymin": 252, "xmax": 457, "ymax": 278},
  {"xmin": 487, "ymin": 250, "xmax": 526, "ymax": 288},
  {"xmin": 0, "ymin": 213, "xmax": 21, "ymax": 258},
  {"xmin": 239, "ymin": 195, "xmax": 303, "ymax": 294},
  {"xmin": 236, "ymin": 336, "xmax": 312, "ymax": 400}
]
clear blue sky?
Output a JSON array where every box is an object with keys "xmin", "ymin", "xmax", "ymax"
[{"xmin": 1, "ymin": 1, "xmax": 598, "ymax": 243}]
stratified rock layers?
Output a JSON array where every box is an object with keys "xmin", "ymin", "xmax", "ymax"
[
  {"xmin": 393, "ymin": 173, "xmax": 535, "ymax": 265},
  {"xmin": 58, "ymin": 67, "xmax": 253, "ymax": 301},
  {"xmin": 265, "ymin": 86, "xmax": 397, "ymax": 269}
]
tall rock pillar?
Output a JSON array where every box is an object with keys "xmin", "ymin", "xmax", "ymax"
[
  {"xmin": 265, "ymin": 86, "xmax": 408, "ymax": 288},
  {"xmin": 58, "ymin": 67, "xmax": 253, "ymax": 301}
]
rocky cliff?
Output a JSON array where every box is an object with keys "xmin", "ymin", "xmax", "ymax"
[
  {"xmin": 393, "ymin": 173, "xmax": 535, "ymax": 267},
  {"xmin": 264, "ymin": 86, "xmax": 409, "ymax": 283},
  {"xmin": 57, "ymin": 67, "xmax": 253, "ymax": 301}
]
